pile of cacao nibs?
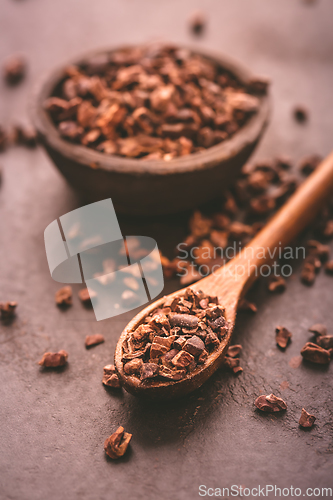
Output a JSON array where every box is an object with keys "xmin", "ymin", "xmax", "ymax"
[
  {"xmin": 44, "ymin": 44, "xmax": 267, "ymax": 160},
  {"xmin": 161, "ymin": 153, "xmax": 333, "ymax": 287},
  {"xmin": 121, "ymin": 288, "xmax": 229, "ymax": 382}
]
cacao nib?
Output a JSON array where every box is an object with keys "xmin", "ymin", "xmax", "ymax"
[
  {"xmin": 268, "ymin": 275, "xmax": 286, "ymax": 293},
  {"xmin": 324, "ymin": 260, "xmax": 333, "ymax": 275},
  {"xmin": 226, "ymin": 344, "xmax": 242, "ymax": 358},
  {"xmin": 184, "ymin": 336, "xmax": 205, "ymax": 357},
  {"xmin": 275, "ymin": 326, "xmax": 292, "ymax": 349},
  {"xmin": 78, "ymin": 287, "xmax": 97, "ymax": 306},
  {"xmin": 39, "ymin": 350, "xmax": 68, "ymax": 368},
  {"xmin": 0, "ymin": 301, "xmax": 17, "ymax": 319},
  {"xmin": 299, "ymin": 408, "xmax": 316, "ymax": 428},
  {"xmin": 189, "ymin": 11, "xmax": 206, "ymax": 36},
  {"xmin": 299, "ymin": 154, "xmax": 322, "ymax": 176},
  {"xmin": 102, "ymin": 364, "xmax": 121, "ymax": 388},
  {"xmin": 293, "ymin": 105, "xmax": 308, "ymax": 123},
  {"xmin": 85, "ymin": 334, "xmax": 105, "ymax": 348},
  {"xmin": 308, "ymin": 324, "xmax": 327, "ymax": 337},
  {"xmin": 123, "ymin": 358, "xmax": 143, "ymax": 376},
  {"xmin": 238, "ymin": 298, "xmax": 257, "ymax": 313},
  {"xmin": 104, "ymin": 426, "xmax": 132, "ymax": 459},
  {"xmin": 140, "ymin": 362, "xmax": 159, "ymax": 381},
  {"xmin": 3, "ymin": 55, "xmax": 26, "ymax": 85},
  {"xmin": 316, "ymin": 335, "xmax": 333, "ymax": 350},
  {"xmin": 300, "ymin": 342, "xmax": 331, "ymax": 364},
  {"xmin": 0, "ymin": 125, "xmax": 8, "ymax": 152},
  {"xmin": 55, "ymin": 286, "xmax": 72, "ymax": 307},
  {"xmin": 254, "ymin": 393, "xmax": 287, "ymax": 412}
]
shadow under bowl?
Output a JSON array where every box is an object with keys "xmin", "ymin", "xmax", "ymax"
[{"xmin": 31, "ymin": 45, "xmax": 270, "ymax": 216}]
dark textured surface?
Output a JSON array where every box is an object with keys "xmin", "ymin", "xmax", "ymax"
[{"xmin": 1, "ymin": 1, "xmax": 333, "ymax": 499}]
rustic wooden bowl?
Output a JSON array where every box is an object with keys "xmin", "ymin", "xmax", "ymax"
[{"xmin": 31, "ymin": 45, "xmax": 270, "ymax": 216}]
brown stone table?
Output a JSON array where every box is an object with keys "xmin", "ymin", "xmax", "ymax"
[{"xmin": 0, "ymin": 1, "xmax": 332, "ymax": 498}]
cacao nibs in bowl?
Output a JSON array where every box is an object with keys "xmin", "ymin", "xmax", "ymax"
[
  {"xmin": 43, "ymin": 44, "xmax": 266, "ymax": 161},
  {"xmin": 121, "ymin": 288, "xmax": 229, "ymax": 383}
]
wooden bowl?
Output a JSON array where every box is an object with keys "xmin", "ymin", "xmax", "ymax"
[{"xmin": 30, "ymin": 45, "xmax": 270, "ymax": 216}]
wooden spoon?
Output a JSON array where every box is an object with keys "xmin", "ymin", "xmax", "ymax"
[{"xmin": 115, "ymin": 152, "xmax": 333, "ymax": 399}]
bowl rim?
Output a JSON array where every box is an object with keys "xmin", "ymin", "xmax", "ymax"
[{"xmin": 30, "ymin": 43, "xmax": 270, "ymax": 177}]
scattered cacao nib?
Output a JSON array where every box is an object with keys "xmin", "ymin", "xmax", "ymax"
[
  {"xmin": 293, "ymin": 105, "xmax": 308, "ymax": 123},
  {"xmin": 254, "ymin": 393, "xmax": 287, "ymax": 412},
  {"xmin": 308, "ymin": 323, "xmax": 327, "ymax": 337},
  {"xmin": 44, "ymin": 44, "xmax": 260, "ymax": 159},
  {"xmin": 320, "ymin": 219, "xmax": 333, "ymax": 239},
  {"xmin": 238, "ymin": 298, "xmax": 257, "ymax": 313},
  {"xmin": 299, "ymin": 408, "xmax": 316, "ymax": 428},
  {"xmin": 102, "ymin": 364, "xmax": 121, "ymax": 388},
  {"xmin": 300, "ymin": 342, "xmax": 331, "ymax": 364},
  {"xmin": 85, "ymin": 334, "xmax": 105, "ymax": 348},
  {"xmin": 0, "ymin": 301, "xmax": 17, "ymax": 319},
  {"xmin": 38, "ymin": 350, "xmax": 68, "ymax": 368},
  {"xmin": 3, "ymin": 55, "xmax": 26, "ymax": 85},
  {"xmin": 268, "ymin": 275, "xmax": 286, "ymax": 293},
  {"xmin": 275, "ymin": 326, "xmax": 292, "ymax": 349},
  {"xmin": 306, "ymin": 240, "xmax": 329, "ymax": 262},
  {"xmin": 316, "ymin": 335, "xmax": 333, "ymax": 350},
  {"xmin": 189, "ymin": 10, "xmax": 206, "ymax": 36},
  {"xmin": 104, "ymin": 426, "xmax": 132, "ymax": 459},
  {"xmin": 162, "ymin": 150, "xmax": 331, "ymax": 293},
  {"xmin": 299, "ymin": 154, "xmax": 322, "ymax": 176},
  {"xmin": 223, "ymin": 356, "xmax": 243, "ymax": 374},
  {"xmin": 0, "ymin": 127, "xmax": 7, "ymax": 153},
  {"xmin": 222, "ymin": 344, "xmax": 243, "ymax": 374},
  {"xmin": 324, "ymin": 260, "xmax": 333, "ymax": 275},
  {"xmin": 300, "ymin": 262, "xmax": 316, "ymax": 285},
  {"xmin": 12, "ymin": 125, "xmax": 38, "ymax": 147},
  {"xmin": 122, "ymin": 289, "xmax": 228, "ymax": 382},
  {"xmin": 227, "ymin": 344, "xmax": 242, "ymax": 358},
  {"xmin": 78, "ymin": 287, "xmax": 97, "ymax": 306},
  {"xmin": 55, "ymin": 286, "xmax": 72, "ymax": 307}
]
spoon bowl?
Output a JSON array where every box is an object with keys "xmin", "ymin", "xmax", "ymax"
[{"xmin": 115, "ymin": 269, "xmax": 242, "ymax": 399}]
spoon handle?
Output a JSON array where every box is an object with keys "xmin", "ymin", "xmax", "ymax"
[{"xmin": 226, "ymin": 150, "xmax": 333, "ymax": 292}]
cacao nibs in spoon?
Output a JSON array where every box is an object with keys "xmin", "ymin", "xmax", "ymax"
[{"xmin": 121, "ymin": 288, "xmax": 229, "ymax": 383}]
